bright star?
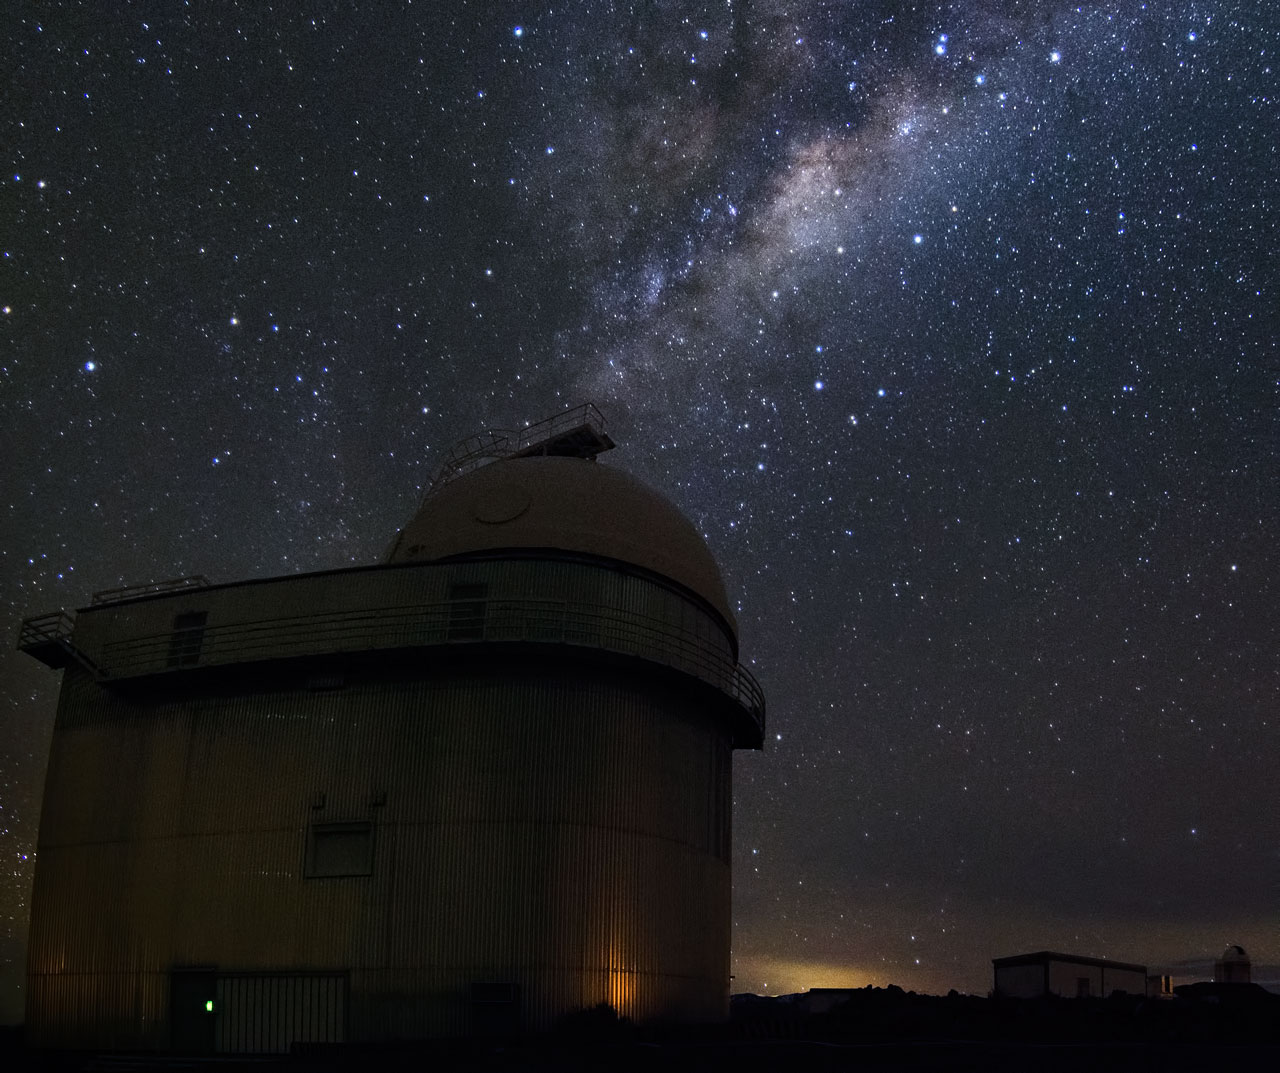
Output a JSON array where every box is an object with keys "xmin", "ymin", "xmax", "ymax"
[
  {"xmin": 913, "ymin": 234, "xmax": 923, "ymax": 244},
  {"xmin": 84, "ymin": 361, "xmax": 95, "ymax": 371},
  {"xmin": 1049, "ymin": 50, "xmax": 1061, "ymax": 63},
  {"xmin": 513, "ymin": 26, "xmax": 523, "ymax": 38}
]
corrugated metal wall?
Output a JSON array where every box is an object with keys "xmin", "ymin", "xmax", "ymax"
[{"xmin": 27, "ymin": 624, "xmax": 737, "ymax": 1048}]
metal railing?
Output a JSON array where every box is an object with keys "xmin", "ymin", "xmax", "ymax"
[
  {"xmin": 17, "ymin": 610, "xmax": 104, "ymax": 677},
  {"xmin": 18, "ymin": 610, "xmax": 76, "ymax": 649},
  {"xmin": 427, "ymin": 403, "xmax": 610, "ymax": 493},
  {"xmin": 91, "ymin": 575, "xmax": 212, "ymax": 606},
  {"xmin": 96, "ymin": 596, "xmax": 764, "ymax": 737},
  {"xmin": 506, "ymin": 402, "xmax": 609, "ymax": 455}
]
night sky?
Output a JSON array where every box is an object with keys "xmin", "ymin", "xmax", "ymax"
[{"xmin": 2, "ymin": 2, "xmax": 1276, "ymax": 1020}]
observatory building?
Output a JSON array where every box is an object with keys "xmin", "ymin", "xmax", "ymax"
[
  {"xmin": 18, "ymin": 405, "xmax": 764, "ymax": 1052},
  {"xmin": 1214, "ymin": 945, "xmax": 1251, "ymax": 985}
]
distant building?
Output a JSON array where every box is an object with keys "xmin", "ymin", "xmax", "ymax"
[
  {"xmin": 18, "ymin": 405, "xmax": 764, "ymax": 1051},
  {"xmin": 790, "ymin": 988, "xmax": 861, "ymax": 1015},
  {"xmin": 992, "ymin": 952, "xmax": 1147, "ymax": 998},
  {"xmin": 1214, "ymin": 945, "xmax": 1251, "ymax": 984}
]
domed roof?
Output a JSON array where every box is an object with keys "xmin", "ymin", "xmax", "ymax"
[
  {"xmin": 1222, "ymin": 945, "xmax": 1249, "ymax": 960},
  {"xmin": 387, "ymin": 455, "xmax": 736, "ymax": 634}
]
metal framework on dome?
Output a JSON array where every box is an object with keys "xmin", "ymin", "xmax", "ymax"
[{"xmin": 425, "ymin": 403, "xmax": 615, "ymax": 496}]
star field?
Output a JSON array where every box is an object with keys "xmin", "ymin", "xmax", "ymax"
[{"xmin": 1, "ymin": 2, "xmax": 1277, "ymax": 1017}]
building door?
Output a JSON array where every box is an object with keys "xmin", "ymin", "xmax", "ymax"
[
  {"xmin": 170, "ymin": 970, "xmax": 217, "ymax": 1053},
  {"xmin": 213, "ymin": 972, "xmax": 347, "ymax": 1053}
]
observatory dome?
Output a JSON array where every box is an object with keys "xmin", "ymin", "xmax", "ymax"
[
  {"xmin": 387, "ymin": 454, "xmax": 736, "ymax": 635},
  {"xmin": 1214, "ymin": 944, "xmax": 1251, "ymax": 984}
]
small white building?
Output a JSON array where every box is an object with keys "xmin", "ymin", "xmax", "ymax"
[{"xmin": 993, "ymin": 951, "xmax": 1147, "ymax": 999}]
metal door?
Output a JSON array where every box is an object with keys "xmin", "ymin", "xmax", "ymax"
[{"xmin": 213, "ymin": 972, "xmax": 347, "ymax": 1053}]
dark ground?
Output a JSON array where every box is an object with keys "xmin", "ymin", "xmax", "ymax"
[{"xmin": 5, "ymin": 985, "xmax": 1279, "ymax": 1072}]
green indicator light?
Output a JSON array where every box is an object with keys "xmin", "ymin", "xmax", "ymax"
[{"xmin": 205, "ymin": 1000, "xmax": 215, "ymax": 1013}]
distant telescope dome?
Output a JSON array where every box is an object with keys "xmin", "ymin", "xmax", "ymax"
[
  {"xmin": 388, "ymin": 454, "xmax": 736, "ymax": 634},
  {"xmin": 1214, "ymin": 944, "xmax": 1251, "ymax": 984}
]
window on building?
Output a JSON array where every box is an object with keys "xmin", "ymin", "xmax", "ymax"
[
  {"xmin": 167, "ymin": 611, "xmax": 208, "ymax": 667},
  {"xmin": 447, "ymin": 583, "xmax": 488, "ymax": 640},
  {"xmin": 305, "ymin": 821, "xmax": 374, "ymax": 878},
  {"xmin": 471, "ymin": 981, "xmax": 519, "ymax": 1005},
  {"xmin": 1076, "ymin": 977, "xmax": 1092, "ymax": 998}
]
